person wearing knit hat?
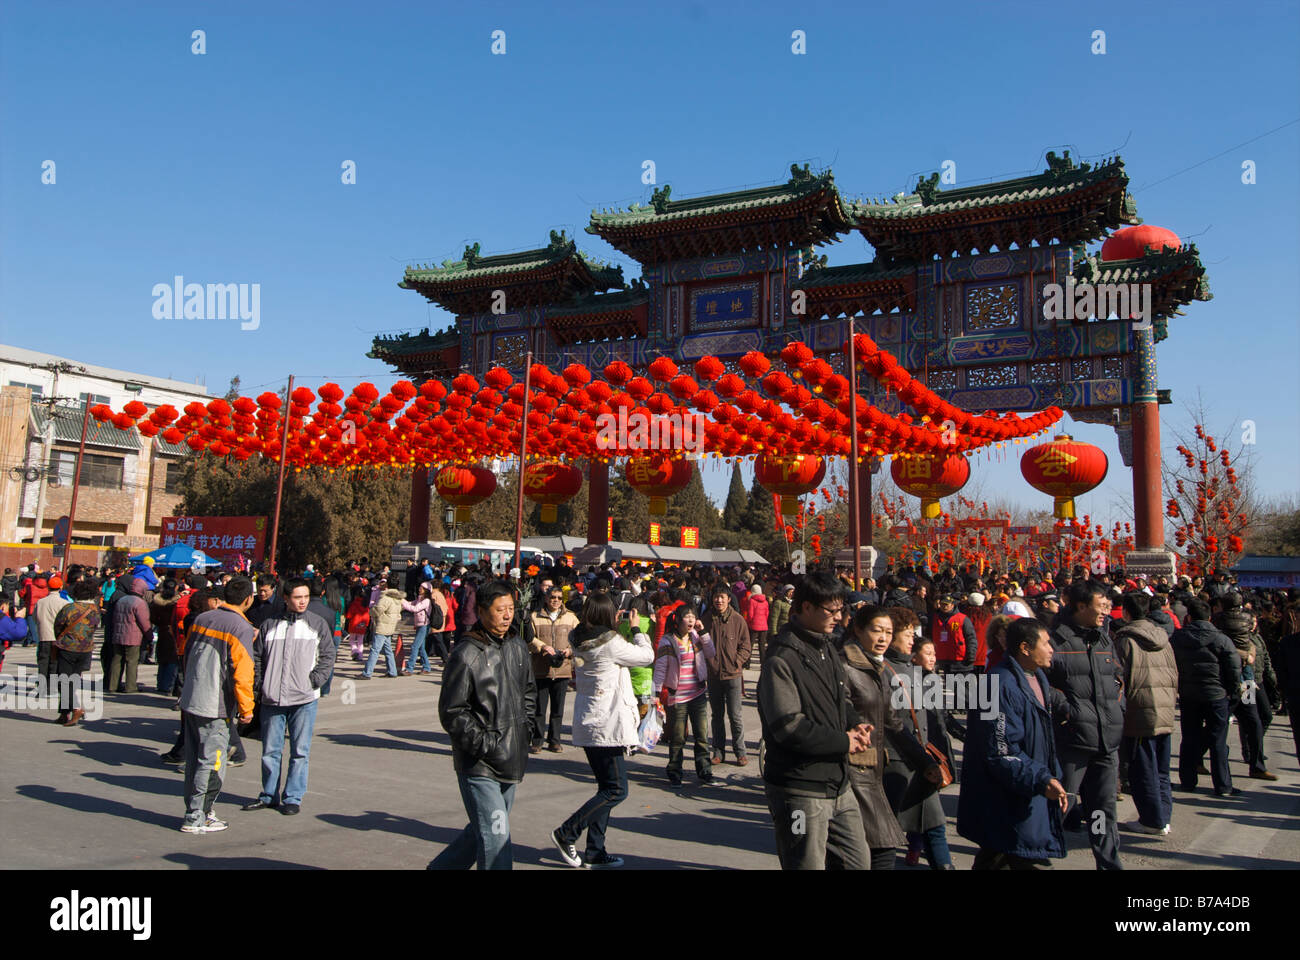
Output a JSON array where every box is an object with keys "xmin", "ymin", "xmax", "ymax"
[
  {"xmin": 36, "ymin": 576, "xmax": 73, "ymax": 687},
  {"xmin": 968, "ymin": 592, "xmax": 986, "ymax": 607}
]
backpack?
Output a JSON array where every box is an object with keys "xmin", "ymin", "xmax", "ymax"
[{"xmin": 428, "ymin": 599, "xmax": 444, "ymax": 631}]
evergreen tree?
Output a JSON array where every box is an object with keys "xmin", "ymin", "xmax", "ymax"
[
  {"xmin": 722, "ymin": 463, "xmax": 748, "ymax": 531},
  {"xmin": 663, "ymin": 463, "xmax": 714, "ymax": 548}
]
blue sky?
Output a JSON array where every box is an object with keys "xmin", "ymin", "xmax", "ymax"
[{"xmin": 3, "ymin": 0, "xmax": 1297, "ymax": 524}]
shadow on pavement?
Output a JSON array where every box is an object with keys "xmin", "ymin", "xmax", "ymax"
[
  {"xmin": 81, "ymin": 770, "xmax": 185, "ymax": 798},
  {"xmin": 162, "ymin": 853, "xmax": 325, "ymax": 870},
  {"xmin": 50, "ymin": 737, "xmax": 174, "ymax": 769},
  {"xmin": 618, "ymin": 809, "xmax": 772, "ymax": 857},
  {"xmin": 318, "ymin": 732, "xmax": 442, "ymax": 754},
  {"xmin": 16, "ymin": 784, "xmax": 177, "ymax": 830},
  {"xmin": 316, "ymin": 809, "xmax": 459, "ymax": 844}
]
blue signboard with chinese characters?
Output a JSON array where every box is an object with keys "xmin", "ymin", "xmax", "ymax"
[{"xmin": 692, "ymin": 283, "xmax": 756, "ymax": 328}]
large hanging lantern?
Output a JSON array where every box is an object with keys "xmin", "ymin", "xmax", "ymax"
[
  {"xmin": 626, "ymin": 454, "xmax": 693, "ymax": 516},
  {"xmin": 890, "ymin": 452, "xmax": 970, "ymax": 519},
  {"xmin": 434, "ymin": 464, "xmax": 497, "ymax": 522},
  {"xmin": 1020, "ymin": 435, "xmax": 1108, "ymax": 519},
  {"xmin": 522, "ymin": 460, "xmax": 583, "ymax": 523},
  {"xmin": 754, "ymin": 453, "xmax": 826, "ymax": 517}
]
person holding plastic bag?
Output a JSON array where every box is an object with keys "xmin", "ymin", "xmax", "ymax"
[{"xmin": 552, "ymin": 593, "xmax": 653, "ymax": 869}]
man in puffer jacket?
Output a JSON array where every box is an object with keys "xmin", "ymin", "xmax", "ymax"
[
  {"xmin": 1216, "ymin": 596, "xmax": 1276, "ymax": 780},
  {"xmin": 1171, "ymin": 598, "xmax": 1241, "ymax": 796},
  {"xmin": 1112, "ymin": 592, "xmax": 1178, "ymax": 835},
  {"xmin": 1047, "ymin": 580, "xmax": 1124, "ymax": 870},
  {"xmin": 243, "ymin": 578, "xmax": 335, "ymax": 815},
  {"xmin": 363, "ymin": 585, "xmax": 404, "ymax": 678}
]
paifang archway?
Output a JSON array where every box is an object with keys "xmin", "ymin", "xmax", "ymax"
[{"xmin": 372, "ymin": 155, "xmax": 1210, "ymax": 565}]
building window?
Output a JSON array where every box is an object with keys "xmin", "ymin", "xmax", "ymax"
[
  {"xmin": 49, "ymin": 451, "xmax": 124, "ymax": 490},
  {"xmin": 924, "ymin": 368, "xmax": 958, "ymax": 391},
  {"xmin": 79, "ymin": 392, "xmax": 111, "ymax": 406},
  {"xmin": 1102, "ymin": 357, "xmax": 1126, "ymax": 380},
  {"xmin": 164, "ymin": 460, "xmax": 185, "ymax": 494},
  {"xmin": 9, "ymin": 381, "xmax": 44, "ymax": 396},
  {"xmin": 1070, "ymin": 359, "xmax": 1093, "ymax": 381}
]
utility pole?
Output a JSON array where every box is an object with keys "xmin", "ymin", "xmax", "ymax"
[
  {"xmin": 31, "ymin": 361, "xmax": 84, "ymax": 551},
  {"xmin": 513, "ymin": 353, "xmax": 533, "ymax": 575},
  {"xmin": 267, "ymin": 375, "xmax": 294, "ymax": 576}
]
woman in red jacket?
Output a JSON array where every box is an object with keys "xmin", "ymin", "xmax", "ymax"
[
  {"xmin": 741, "ymin": 585, "xmax": 770, "ymax": 665},
  {"xmin": 344, "ymin": 586, "xmax": 370, "ymax": 660}
]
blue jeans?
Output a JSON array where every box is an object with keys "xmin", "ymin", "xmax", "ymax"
[
  {"xmin": 364, "ymin": 634, "xmax": 397, "ymax": 677},
  {"xmin": 407, "ymin": 625, "xmax": 431, "ymax": 672},
  {"xmin": 429, "ymin": 776, "xmax": 517, "ymax": 870},
  {"xmin": 259, "ymin": 700, "xmax": 319, "ymax": 806},
  {"xmin": 908, "ymin": 824, "xmax": 953, "ymax": 868},
  {"xmin": 157, "ymin": 662, "xmax": 179, "ymax": 696},
  {"xmin": 25, "ymin": 614, "xmax": 38, "ymax": 646},
  {"xmin": 558, "ymin": 746, "xmax": 628, "ymax": 859}
]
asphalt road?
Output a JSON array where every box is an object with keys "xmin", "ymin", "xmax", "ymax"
[{"xmin": 2, "ymin": 641, "xmax": 1297, "ymax": 869}]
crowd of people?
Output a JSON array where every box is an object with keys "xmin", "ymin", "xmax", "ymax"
[{"xmin": 2, "ymin": 552, "xmax": 1297, "ymax": 869}]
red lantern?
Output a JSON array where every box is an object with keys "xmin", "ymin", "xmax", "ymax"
[
  {"xmin": 1020, "ymin": 435, "xmax": 1108, "ymax": 519},
  {"xmin": 890, "ymin": 453, "xmax": 970, "ymax": 519},
  {"xmin": 433, "ymin": 464, "xmax": 497, "ymax": 522},
  {"xmin": 522, "ymin": 461, "xmax": 583, "ymax": 523},
  {"xmin": 754, "ymin": 453, "xmax": 826, "ymax": 516},
  {"xmin": 625, "ymin": 454, "xmax": 693, "ymax": 515},
  {"xmin": 1100, "ymin": 224, "xmax": 1181, "ymax": 261}
]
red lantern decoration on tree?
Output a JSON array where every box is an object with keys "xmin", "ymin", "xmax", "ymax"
[
  {"xmin": 625, "ymin": 454, "xmax": 693, "ymax": 516},
  {"xmin": 433, "ymin": 464, "xmax": 497, "ymax": 522},
  {"xmin": 522, "ymin": 461, "xmax": 583, "ymax": 523},
  {"xmin": 754, "ymin": 453, "xmax": 826, "ymax": 517},
  {"xmin": 890, "ymin": 452, "xmax": 970, "ymax": 519},
  {"xmin": 1020, "ymin": 435, "xmax": 1108, "ymax": 520}
]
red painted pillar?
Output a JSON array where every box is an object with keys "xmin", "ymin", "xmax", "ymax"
[
  {"xmin": 859, "ymin": 460, "xmax": 873, "ymax": 547},
  {"xmin": 1131, "ymin": 402, "xmax": 1162, "ymax": 549},
  {"xmin": 1130, "ymin": 324, "xmax": 1163, "ymax": 551},
  {"xmin": 409, "ymin": 466, "xmax": 430, "ymax": 542},
  {"xmin": 588, "ymin": 459, "xmax": 609, "ymax": 544}
]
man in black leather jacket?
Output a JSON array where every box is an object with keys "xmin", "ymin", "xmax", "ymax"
[
  {"xmin": 1048, "ymin": 579, "xmax": 1124, "ymax": 870},
  {"xmin": 430, "ymin": 580, "xmax": 537, "ymax": 870}
]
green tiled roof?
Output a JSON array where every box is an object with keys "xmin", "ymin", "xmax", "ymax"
[
  {"xmin": 587, "ymin": 164, "xmax": 853, "ymax": 230},
  {"xmin": 795, "ymin": 260, "xmax": 916, "ymax": 289},
  {"xmin": 851, "ymin": 152, "xmax": 1134, "ymax": 221},
  {"xmin": 400, "ymin": 230, "xmax": 623, "ymax": 291},
  {"xmin": 369, "ymin": 327, "xmax": 460, "ymax": 360},
  {"xmin": 545, "ymin": 283, "xmax": 650, "ymax": 318},
  {"xmin": 154, "ymin": 434, "xmax": 190, "ymax": 457},
  {"xmin": 1074, "ymin": 243, "xmax": 1210, "ymax": 294},
  {"xmin": 31, "ymin": 402, "xmax": 140, "ymax": 451}
]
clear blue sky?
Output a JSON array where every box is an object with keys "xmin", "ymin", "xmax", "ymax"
[{"xmin": 3, "ymin": 0, "xmax": 1297, "ymax": 526}]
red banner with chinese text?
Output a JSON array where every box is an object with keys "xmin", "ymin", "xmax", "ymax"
[
  {"xmin": 648, "ymin": 522, "xmax": 661, "ymax": 546},
  {"xmin": 680, "ymin": 526, "xmax": 699, "ymax": 548},
  {"xmin": 160, "ymin": 516, "xmax": 267, "ymax": 564}
]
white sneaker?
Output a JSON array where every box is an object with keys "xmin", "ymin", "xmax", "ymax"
[
  {"xmin": 204, "ymin": 814, "xmax": 229, "ymax": 832},
  {"xmin": 552, "ymin": 829, "xmax": 583, "ymax": 868},
  {"xmin": 1160, "ymin": 824, "xmax": 1171, "ymax": 835}
]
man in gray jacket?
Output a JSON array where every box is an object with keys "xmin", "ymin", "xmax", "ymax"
[{"xmin": 242, "ymin": 577, "xmax": 336, "ymax": 816}]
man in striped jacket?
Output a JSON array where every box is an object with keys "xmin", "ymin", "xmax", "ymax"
[{"xmin": 178, "ymin": 577, "xmax": 256, "ymax": 834}]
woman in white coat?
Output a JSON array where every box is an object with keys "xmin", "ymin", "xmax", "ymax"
[{"xmin": 551, "ymin": 592, "xmax": 653, "ymax": 869}]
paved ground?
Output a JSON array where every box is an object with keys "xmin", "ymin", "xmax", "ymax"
[{"xmin": 2, "ymin": 640, "xmax": 1297, "ymax": 869}]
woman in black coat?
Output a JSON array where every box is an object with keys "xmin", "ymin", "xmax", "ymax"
[{"xmin": 837, "ymin": 605, "xmax": 935, "ymax": 871}]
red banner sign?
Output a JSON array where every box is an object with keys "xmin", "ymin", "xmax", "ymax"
[
  {"xmin": 680, "ymin": 526, "xmax": 699, "ymax": 549},
  {"xmin": 161, "ymin": 516, "xmax": 268, "ymax": 564},
  {"xmin": 607, "ymin": 516, "xmax": 613, "ymax": 540},
  {"xmin": 648, "ymin": 522, "xmax": 661, "ymax": 546}
]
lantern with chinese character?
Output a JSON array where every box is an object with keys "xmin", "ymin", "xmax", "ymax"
[
  {"xmin": 625, "ymin": 454, "xmax": 693, "ymax": 516},
  {"xmin": 434, "ymin": 464, "xmax": 497, "ymax": 522},
  {"xmin": 522, "ymin": 460, "xmax": 583, "ymax": 523},
  {"xmin": 754, "ymin": 453, "xmax": 826, "ymax": 516},
  {"xmin": 1020, "ymin": 435, "xmax": 1108, "ymax": 519},
  {"xmin": 890, "ymin": 452, "xmax": 970, "ymax": 520}
]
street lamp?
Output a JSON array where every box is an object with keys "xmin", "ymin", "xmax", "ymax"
[{"xmin": 444, "ymin": 505, "xmax": 456, "ymax": 542}]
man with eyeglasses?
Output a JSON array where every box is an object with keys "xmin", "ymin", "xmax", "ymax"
[
  {"xmin": 758, "ymin": 572, "xmax": 874, "ymax": 869},
  {"xmin": 1047, "ymin": 579, "xmax": 1125, "ymax": 870}
]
